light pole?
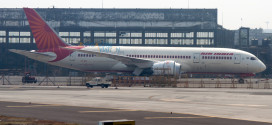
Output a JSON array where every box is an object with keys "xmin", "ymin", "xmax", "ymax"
[{"xmin": 188, "ymin": 0, "xmax": 190, "ymax": 8}]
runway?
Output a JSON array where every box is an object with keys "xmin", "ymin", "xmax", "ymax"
[{"xmin": 0, "ymin": 86, "xmax": 272, "ymax": 125}]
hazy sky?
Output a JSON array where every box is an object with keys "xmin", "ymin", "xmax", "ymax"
[{"xmin": 1, "ymin": 0, "xmax": 272, "ymax": 30}]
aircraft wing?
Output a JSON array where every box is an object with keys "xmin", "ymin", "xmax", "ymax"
[{"xmin": 63, "ymin": 47, "xmax": 155, "ymax": 68}]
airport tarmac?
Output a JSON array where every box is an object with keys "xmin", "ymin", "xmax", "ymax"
[{"xmin": 0, "ymin": 85, "xmax": 272, "ymax": 125}]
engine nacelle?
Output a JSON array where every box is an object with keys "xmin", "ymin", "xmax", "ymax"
[{"xmin": 152, "ymin": 61, "xmax": 181, "ymax": 76}]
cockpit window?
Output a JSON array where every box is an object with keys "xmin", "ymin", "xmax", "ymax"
[{"xmin": 250, "ymin": 57, "xmax": 256, "ymax": 60}]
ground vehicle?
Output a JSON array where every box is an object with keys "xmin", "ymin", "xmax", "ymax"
[
  {"xmin": 22, "ymin": 72, "xmax": 37, "ymax": 83},
  {"xmin": 85, "ymin": 77, "xmax": 111, "ymax": 88}
]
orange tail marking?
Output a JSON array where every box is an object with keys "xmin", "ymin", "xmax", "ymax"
[{"xmin": 23, "ymin": 8, "xmax": 69, "ymax": 50}]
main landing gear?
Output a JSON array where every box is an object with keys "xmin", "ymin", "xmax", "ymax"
[
  {"xmin": 238, "ymin": 78, "xmax": 245, "ymax": 84},
  {"xmin": 238, "ymin": 73, "xmax": 254, "ymax": 84}
]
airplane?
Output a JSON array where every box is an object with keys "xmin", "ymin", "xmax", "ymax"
[{"xmin": 9, "ymin": 8, "xmax": 266, "ymax": 83}]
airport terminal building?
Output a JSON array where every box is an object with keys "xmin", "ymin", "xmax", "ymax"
[{"xmin": 0, "ymin": 8, "xmax": 234, "ymax": 75}]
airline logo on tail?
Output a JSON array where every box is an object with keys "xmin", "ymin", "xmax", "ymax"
[{"xmin": 23, "ymin": 8, "xmax": 74, "ymax": 62}]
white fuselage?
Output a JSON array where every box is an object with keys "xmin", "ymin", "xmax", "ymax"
[
  {"xmin": 30, "ymin": 46, "xmax": 266, "ymax": 75},
  {"xmin": 19, "ymin": 8, "xmax": 266, "ymax": 76}
]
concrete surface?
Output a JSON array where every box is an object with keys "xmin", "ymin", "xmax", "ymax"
[
  {"xmin": 0, "ymin": 86, "xmax": 271, "ymax": 124},
  {"xmin": 0, "ymin": 101, "xmax": 270, "ymax": 125}
]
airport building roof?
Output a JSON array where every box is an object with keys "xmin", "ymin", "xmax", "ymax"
[{"xmin": 0, "ymin": 8, "xmax": 217, "ymax": 29}]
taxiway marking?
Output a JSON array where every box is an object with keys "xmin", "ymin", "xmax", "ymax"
[
  {"xmin": 79, "ymin": 109, "xmax": 138, "ymax": 113},
  {"xmin": 6, "ymin": 104, "xmax": 62, "ymax": 108},
  {"xmin": 159, "ymin": 98, "xmax": 189, "ymax": 102},
  {"xmin": 227, "ymin": 104, "xmax": 267, "ymax": 107},
  {"xmin": 144, "ymin": 116, "xmax": 210, "ymax": 119}
]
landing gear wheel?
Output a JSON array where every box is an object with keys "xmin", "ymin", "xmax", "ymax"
[
  {"xmin": 238, "ymin": 79, "xmax": 244, "ymax": 84},
  {"xmin": 22, "ymin": 79, "xmax": 26, "ymax": 83}
]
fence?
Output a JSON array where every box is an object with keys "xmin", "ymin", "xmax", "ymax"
[{"xmin": 0, "ymin": 75, "xmax": 271, "ymax": 89}]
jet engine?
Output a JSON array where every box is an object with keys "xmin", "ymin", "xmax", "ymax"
[{"xmin": 152, "ymin": 61, "xmax": 181, "ymax": 76}]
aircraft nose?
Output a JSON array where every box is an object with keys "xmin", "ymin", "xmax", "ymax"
[{"xmin": 259, "ymin": 62, "xmax": 266, "ymax": 72}]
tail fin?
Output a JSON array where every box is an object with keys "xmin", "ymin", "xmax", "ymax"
[{"xmin": 23, "ymin": 8, "xmax": 69, "ymax": 50}]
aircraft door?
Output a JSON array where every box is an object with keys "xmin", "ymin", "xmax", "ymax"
[
  {"xmin": 69, "ymin": 53, "xmax": 75, "ymax": 66},
  {"xmin": 234, "ymin": 54, "xmax": 241, "ymax": 64},
  {"xmin": 193, "ymin": 53, "xmax": 200, "ymax": 63}
]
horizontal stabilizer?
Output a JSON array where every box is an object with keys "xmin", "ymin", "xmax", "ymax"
[{"xmin": 9, "ymin": 49, "xmax": 56, "ymax": 61}]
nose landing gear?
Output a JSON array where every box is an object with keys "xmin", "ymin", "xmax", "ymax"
[{"xmin": 238, "ymin": 78, "xmax": 244, "ymax": 84}]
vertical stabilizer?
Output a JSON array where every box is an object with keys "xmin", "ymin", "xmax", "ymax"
[{"xmin": 23, "ymin": 8, "xmax": 69, "ymax": 50}]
